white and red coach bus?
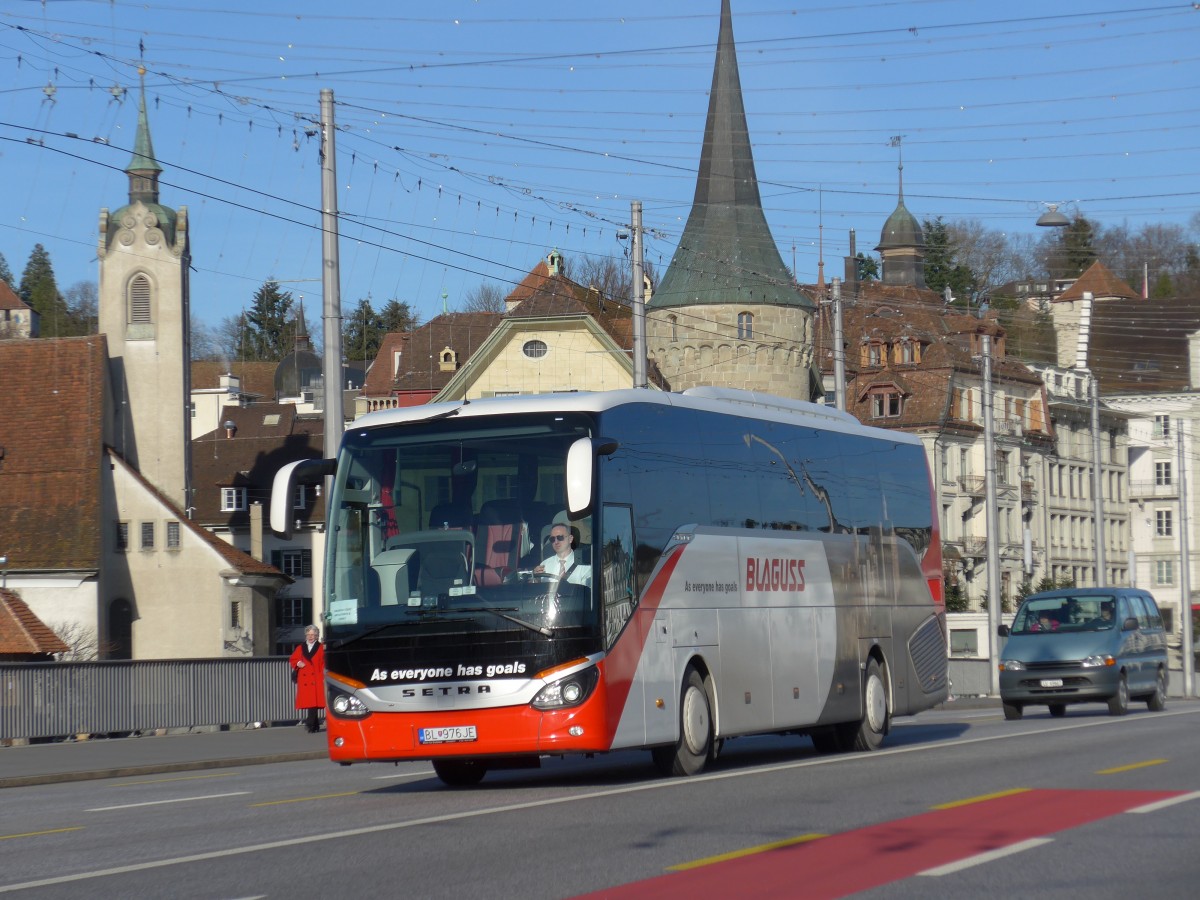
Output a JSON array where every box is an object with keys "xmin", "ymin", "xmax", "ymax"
[{"xmin": 272, "ymin": 387, "xmax": 947, "ymax": 785}]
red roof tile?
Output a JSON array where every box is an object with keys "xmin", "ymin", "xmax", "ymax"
[
  {"xmin": 0, "ymin": 587, "xmax": 70, "ymax": 655},
  {"xmin": 0, "ymin": 337, "xmax": 109, "ymax": 571}
]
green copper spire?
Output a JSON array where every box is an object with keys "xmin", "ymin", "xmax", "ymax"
[
  {"xmin": 651, "ymin": 0, "xmax": 810, "ymax": 311},
  {"xmin": 126, "ymin": 82, "xmax": 162, "ymax": 204}
]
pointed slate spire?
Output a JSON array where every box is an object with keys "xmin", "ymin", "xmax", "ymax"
[
  {"xmin": 651, "ymin": 0, "xmax": 810, "ymax": 310},
  {"xmin": 877, "ymin": 138, "xmax": 926, "ymax": 287},
  {"xmin": 126, "ymin": 76, "xmax": 162, "ymax": 205}
]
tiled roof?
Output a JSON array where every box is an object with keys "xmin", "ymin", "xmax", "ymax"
[
  {"xmin": 1090, "ymin": 293, "xmax": 1200, "ymax": 394},
  {"xmin": 0, "ymin": 588, "xmax": 70, "ymax": 655},
  {"xmin": 1056, "ymin": 261, "xmax": 1140, "ymax": 303},
  {"xmin": 812, "ymin": 281, "xmax": 1049, "ymax": 434},
  {"xmin": 191, "ymin": 402, "xmax": 325, "ymax": 527},
  {"xmin": 0, "ymin": 280, "xmax": 32, "ymax": 311},
  {"xmin": 191, "ymin": 361, "xmax": 278, "ymax": 399},
  {"xmin": 362, "ymin": 313, "xmax": 503, "ymax": 396},
  {"xmin": 0, "ymin": 336, "xmax": 109, "ymax": 571}
]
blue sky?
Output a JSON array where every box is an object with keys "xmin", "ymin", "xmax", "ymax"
[{"xmin": 1, "ymin": 0, "xmax": 1196, "ymax": 332}]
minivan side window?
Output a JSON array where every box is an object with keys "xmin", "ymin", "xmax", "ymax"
[
  {"xmin": 1144, "ymin": 596, "xmax": 1163, "ymax": 629},
  {"xmin": 1126, "ymin": 595, "xmax": 1147, "ymax": 629}
]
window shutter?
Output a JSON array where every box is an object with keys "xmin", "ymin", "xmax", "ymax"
[{"xmin": 129, "ymin": 275, "xmax": 152, "ymax": 323}]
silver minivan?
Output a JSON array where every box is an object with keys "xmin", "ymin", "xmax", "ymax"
[{"xmin": 998, "ymin": 588, "xmax": 1168, "ymax": 719}]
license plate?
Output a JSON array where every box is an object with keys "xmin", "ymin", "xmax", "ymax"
[
  {"xmin": 418, "ymin": 725, "xmax": 477, "ymax": 744},
  {"xmin": 1040, "ymin": 679, "xmax": 1064, "ymax": 688}
]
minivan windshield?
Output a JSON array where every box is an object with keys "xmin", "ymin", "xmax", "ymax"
[{"xmin": 1012, "ymin": 595, "xmax": 1118, "ymax": 634}]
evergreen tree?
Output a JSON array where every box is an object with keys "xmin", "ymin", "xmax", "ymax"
[
  {"xmin": 19, "ymin": 244, "xmax": 69, "ymax": 337},
  {"xmin": 0, "ymin": 251, "xmax": 13, "ymax": 287},
  {"xmin": 379, "ymin": 298, "xmax": 418, "ymax": 334},
  {"xmin": 855, "ymin": 253, "xmax": 879, "ymax": 282},
  {"xmin": 922, "ymin": 217, "xmax": 977, "ymax": 299},
  {"xmin": 343, "ymin": 297, "xmax": 385, "ymax": 362},
  {"xmin": 241, "ymin": 280, "xmax": 294, "ymax": 360}
]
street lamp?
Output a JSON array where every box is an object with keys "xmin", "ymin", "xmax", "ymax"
[{"xmin": 1036, "ymin": 203, "xmax": 1070, "ymax": 228}]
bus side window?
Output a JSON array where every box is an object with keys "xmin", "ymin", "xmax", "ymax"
[{"xmin": 601, "ymin": 504, "xmax": 636, "ymax": 649}]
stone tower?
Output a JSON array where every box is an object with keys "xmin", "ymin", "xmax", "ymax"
[
  {"xmin": 98, "ymin": 85, "xmax": 192, "ymax": 510},
  {"xmin": 646, "ymin": 0, "xmax": 818, "ymax": 401}
]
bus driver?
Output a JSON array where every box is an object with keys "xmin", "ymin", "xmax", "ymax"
[{"xmin": 533, "ymin": 523, "xmax": 592, "ymax": 589}]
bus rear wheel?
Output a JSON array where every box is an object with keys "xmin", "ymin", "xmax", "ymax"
[
  {"xmin": 652, "ymin": 666, "xmax": 713, "ymax": 777},
  {"xmin": 432, "ymin": 758, "xmax": 487, "ymax": 786}
]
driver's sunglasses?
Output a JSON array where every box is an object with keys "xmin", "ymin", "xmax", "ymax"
[{"xmin": 550, "ymin": 534, "xmax": 569, "ymax": 542}]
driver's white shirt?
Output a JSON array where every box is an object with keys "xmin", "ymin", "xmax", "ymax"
[{"xmin": 538, "ymin": 550, "xmax": 592, "ymax": 587}]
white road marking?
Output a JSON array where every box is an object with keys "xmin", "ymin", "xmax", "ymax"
[
  {"xmin": 372, "ymin": 770, "xmax": 434, "ymax": 780},
  {"xmin": 918, "ymin": 837, "xmax": 1053, "ymax": 876},
  {"xmin": 85, "ymin": 792, "xmax": 251, "ymax": 812},
  {"xmin": 4, "ymin": 705, "xmax": 1197, "ymax": 892},
  {"xmin": 1126, "ymin": 790, "xmax": 1200, "ymax": 814}
]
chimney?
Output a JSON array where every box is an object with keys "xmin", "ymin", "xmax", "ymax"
[
  {"xmin": 843, "ymin": 229, "xmax": 859, "ymax": 288},
  {"xmin": 223, "ymin": 420, "xmax": 237, "ymax": 439}
]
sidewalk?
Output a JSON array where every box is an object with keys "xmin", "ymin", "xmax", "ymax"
[{"xmin": 0, "ymin": 724, "xmax": 328, "ymax": 789}]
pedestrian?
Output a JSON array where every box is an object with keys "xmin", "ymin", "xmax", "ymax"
[{"xmin": 289, "ymin": 625, "xmax": 325, "ymax": 733}]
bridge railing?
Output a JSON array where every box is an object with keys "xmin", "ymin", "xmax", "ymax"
[{"xmin": 0, "ymin": 658, "xmax": 299, "ymax": 741}]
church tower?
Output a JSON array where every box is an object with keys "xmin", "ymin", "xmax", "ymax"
[
  {"xmin": 98, "ymin": 83, "xmax": 192, "ymax": 510},
  {"xmin": 646, "ymin": 0, "xmax": 818, "ymax": 400}
]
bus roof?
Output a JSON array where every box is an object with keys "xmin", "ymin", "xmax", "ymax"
[{"xmin": 349, "ymin": 388, "xmax": 923, "ymax": 448}]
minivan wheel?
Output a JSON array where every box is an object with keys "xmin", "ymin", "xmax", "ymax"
[
  {"xmin": 1107, "ymin": 674, "xmax": 1129, "ymax": 716},
  {"xmin": 1048, "ymin": 703, "xmax": 1066, "ymax": 718},
  {"xmin": 1002, "ymin": 702, "xmax": 1023, "ymax": 721},
  {"xmin": 1146, "ymin": 669, "xmax": 1167, "ymax": 712}
]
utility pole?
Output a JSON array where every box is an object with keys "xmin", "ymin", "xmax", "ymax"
[
  {"xmin": 831, "ymin": 277, "xmax": 846, "ymax": 411},
  {"xmin": 319, "ymin": 89, "xmax": 344, "ymax": 468},
  {"xmin": 1178, "ymin": 421, "xmax": 1194, "ymax": 696},
  {"xmin": 630, "ymin": 200, "xmax": 647, "ymax": 389},
  {"xmin": 982, "ymin": 334, "xmax": 1002, "ymax": 695},
  {"xmin": 1090, "ymin": 375, "xmax": 1106, "ymax": 583}
]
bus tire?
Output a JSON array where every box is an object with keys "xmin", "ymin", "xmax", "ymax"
[
  {"xmin": 432, "ymin": 758, "xmax": 487, "ymax": 786},
  {"xmin": 849, "ymin": 658, "xmax": 889, "ymax": 752},
  {"xmin": 652, "ymin": 667, "xmax": 712, "ymax": 777}
]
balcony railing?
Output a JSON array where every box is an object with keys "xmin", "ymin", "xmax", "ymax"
[
  {"xmin": 959, "ymin": 476, "xmax": 986, "ymax": 496},
  {"xmin": 1129, "ymin": 480, "xmax": 1178, "ymax": 499}
]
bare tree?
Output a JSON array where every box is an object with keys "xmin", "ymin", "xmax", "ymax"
[
  {"xmin": 460, "ymin": 282, "xmax": 508, "ymax": 313},
  {"xmin": 51, "ymin": 621, "xmax": 109, "ymax": 661},
  {"xmin": 944, "ymin": 219, "xmax": 1027, "ymax": 293}
]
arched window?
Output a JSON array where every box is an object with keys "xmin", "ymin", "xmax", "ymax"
[
  {"xmin": 737, "ymin": 312, "xmax": 754, "ymax": 340},
  {"xmin": 128, "ymin": 274, "xmax": 152, "ymax": 324},
  {"xmin": 668, "ymin": 314, "xmax": 678, "ymax": 341}
]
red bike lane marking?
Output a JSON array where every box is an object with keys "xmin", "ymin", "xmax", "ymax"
[{"xmin": 574, "ymin": 789, "xmax": 1181, "ymax": 899}]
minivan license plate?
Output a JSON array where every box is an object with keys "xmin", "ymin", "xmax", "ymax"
[
  {"xmin": 418, "ymin": 725, "xmax": 477, "ymax": 744},
  {"xmin": 1040, "ymin": 678, "xmax": 1064, "ymax": 688}
]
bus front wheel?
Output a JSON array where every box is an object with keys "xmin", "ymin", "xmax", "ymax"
[
  {"xmin": 652, "ymin": 666, "xmax": 713, "ymax": 777},
  {"xmin": 849, "ymin": 658, "xmax": 889, "ymax": 752},
  {"xmin": 432, "ymin": 758, "xmax": 487, "ymax": 787}
]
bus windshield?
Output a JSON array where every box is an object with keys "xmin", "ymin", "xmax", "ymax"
[{"xmin": 324, "ymin": 411, "xmax": 600, "ymax": 659}]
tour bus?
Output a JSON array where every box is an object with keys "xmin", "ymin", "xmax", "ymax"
[{"xmin": 272, "ymin": 387, "xmax": 948, "ymax": 785}]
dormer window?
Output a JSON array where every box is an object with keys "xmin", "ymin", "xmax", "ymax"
[
  {"xmin": 869, "ymin": 388, "xmax": 904, "ymax": 419},
  {"xmin": 439, "ymin": 347, "xmax": 457, "ymax": 372},
  {"xmin": 861, "ymin": 340, "xmax": 885, "ymax": 368},
  {"xmin": 897, "ymin": 340, "xmax": 920, "ymax": 365}
]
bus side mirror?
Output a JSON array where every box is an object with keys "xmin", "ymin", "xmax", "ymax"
[
  {"xmin": 997, "ymin": 624, "xmax": 1010, "ymax": 638},
  {"xmin": 271, "ymin": 457, "xmax": 337, "ymax": 537},
  {"xmin": 565, "ymin": 437, "xmax": 617, "ymax": 517}
]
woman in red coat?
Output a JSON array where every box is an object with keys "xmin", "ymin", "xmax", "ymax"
[{"xmin": 289, "ymin": 625, "xmax": 326, "ymax": 732}]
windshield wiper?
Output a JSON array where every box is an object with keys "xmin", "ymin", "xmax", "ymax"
[{"xmin": 451, "ymin": 605, "xmax": 553, "ymax": 637}]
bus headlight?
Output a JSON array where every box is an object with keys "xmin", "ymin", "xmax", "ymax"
[
  {"xmin": 1081, "ymin": 655, "xmax": 1115, "ymax": 668},
  {"xmin": 329, "ymin": 689, "xmax": 370, "ymax": 718},
  {"xmin": 999, "ymin": 659, "xmax": 1025, "ymax": 672},
  {"xmin": 531, "ymin": 666, "xmax": 598, "ymax": 710}
]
